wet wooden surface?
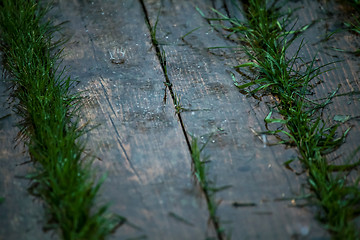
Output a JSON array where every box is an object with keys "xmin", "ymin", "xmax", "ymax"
[{"xmin": 0, "ymin": 0, "xmax": 359, "ymax": 239}]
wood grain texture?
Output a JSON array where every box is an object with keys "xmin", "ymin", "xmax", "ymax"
[
  {"xmin": 51, "ymin": 0, "xmax": 215, "ymax": 239},
  {"xmin": 142, "ymin": 0, "xmax": 330, "ymax": 239}
]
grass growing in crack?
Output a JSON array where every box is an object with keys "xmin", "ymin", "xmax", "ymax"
[
  {"xmin": 173, "ymin": 92, "xmax": 185, "ymax": 114},
  {"xmin": 145, "ymin": 8, "xmax": 190, "ymax": 116},
  {"xmin": 190, "ymin": 136, "xmax": 230, "ymax": 240},
  {"xmin": 207, "ymin": 0, "xmax": 360, "ymax": 239},
  {"xmin": 149, "ymin": 9, "xmax": 162, "ymax": 46},
  {"xmin": 0, "ymin": 0, "xmax": 125, "ymax": 239}
]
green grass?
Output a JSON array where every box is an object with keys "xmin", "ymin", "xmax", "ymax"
[
  {"xmin": 173, "ymin": 92, "xmax": 185, "ymax": 114},
  {"xmin": 346, "ymin": 0, "xmax": 360, "ymax": 36},
  {"xmin": 339, "ymin": 0, "xmax": 360, "ymax": 55},
  {"xmin": 207, "ymin": 0, "xmax": 360, "ymax": 239},
  {"xmin": 0, "ymin": 0, "xmax": 124, "ymax": 239}
]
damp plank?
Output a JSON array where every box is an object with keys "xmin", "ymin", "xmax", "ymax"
[
  {"xmin": 141, "ymin": 0, "xmax": 336, "ymax": 239},
  {"xmin": 49, "ymin": 0, "xmax": 215, "ymax": 239}
]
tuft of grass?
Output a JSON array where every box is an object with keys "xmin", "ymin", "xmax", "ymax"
[
  {"xmin": 346, "ymin": 0, "xmax": 360, "ymax": 36},
  {"xmin": 191, "ymin": 137, "xmax": 209, "ymax": 187},
  {"xmin": 173, "ymin": 92, "xmax": 185, "ymax": 114},
  {"xmin": 149, "ymin": 10, "xmax": 160, "ymax": 46},
  {"xmin": 0, "ymin": 0, "xmax": 124, "ymax": 239},
  {"xmin": 206, "ymin": 0, "xmax": 360, "ymax": 239},
  {"xmin": 331, "ymin": 0, "xmax": 360, "ymax": 55}
]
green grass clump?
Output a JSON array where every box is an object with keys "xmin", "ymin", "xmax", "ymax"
[
  {"xmin": 0, "ymin": 0, "xmax": 124, "ymax": 239},
  {"xmin": 347, "ymin": 0, "xmax": 360, "ymax": 35},
  {"xmin": 207, "ymin": 0, "xmax": 360, "ymax": 239},
  {"xmin": 342, "ymin": 0, "xmax": 360, "ymax": 55}
]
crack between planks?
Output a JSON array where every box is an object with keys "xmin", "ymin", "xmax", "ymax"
[
  {"xmin": 138, "ymin": 0, "xmax": 192, "ymax": 154},
  {"xmin": 138, "ymin": 1, "xmax": 225, "ymax": 239}
]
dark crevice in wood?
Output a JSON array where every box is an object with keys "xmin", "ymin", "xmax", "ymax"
[
  {"xmin": 138, "ymin": 0, "xmax": 192, "ymax": 151},
  {"xmin": 222, "ymin": 0, "xmax": 232, "ymax": 19},
  {"xmin": 138, "ymin": 1, "xmax": 224, "ymax": 239},
  {"xmin": 210, "ymin": 0, "xmax": 217, "ymax": 8}
]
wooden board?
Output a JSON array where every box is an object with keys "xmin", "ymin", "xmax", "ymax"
[
  {"xmin": 141, "ymin": 0, "xmax": 331, "ymax": 239},
  {"xmin": 50, "ymin": 0, "xmax": 215, "ymax": 239}
]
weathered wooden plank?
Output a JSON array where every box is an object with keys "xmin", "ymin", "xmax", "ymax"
[
  {"xmin": 50, "ymin": 0, "xmax": 215, "ymax": 239},
  {"xmin": 0, "ymin": 69, "xmax": 53, "ymax": 239},
  {"xmin": 142, "ymin": 0, "xmax": 330, "ymax": 239}
]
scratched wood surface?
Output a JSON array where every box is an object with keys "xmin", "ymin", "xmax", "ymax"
[{"xmin": 0, "ymin": 0, "xmax": 359, "ymax": 239}]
